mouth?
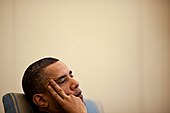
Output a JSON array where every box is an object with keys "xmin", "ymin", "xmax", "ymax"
[{"xmin": 75, "ymin": 91, "xmax": 83, "ymax": 100}]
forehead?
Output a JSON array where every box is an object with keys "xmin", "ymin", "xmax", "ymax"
[{"xmin": 44, "ymin": 61, "xmax": 69, "ymax": 78}]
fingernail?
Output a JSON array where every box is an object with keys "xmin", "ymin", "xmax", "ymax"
[
  {"xmin": 49, "ymin": 79, "xmax": 54, "ymax": 83},
  {"xmin": 48, "ymin": 85, "xmax": 52, "ymax": 90},
  {"xmin": 47, "ymin": 85, "xmax": 50, "ymax": 88}
]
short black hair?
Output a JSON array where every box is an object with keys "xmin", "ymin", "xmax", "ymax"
[{"xmin": 22, "ymin": 57, "xmax": 59, "ymax": 104}]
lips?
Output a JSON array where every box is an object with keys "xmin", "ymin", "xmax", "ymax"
[{"xmin": 75, "ymin": 91, "xmax": 83, "ymax": 100}]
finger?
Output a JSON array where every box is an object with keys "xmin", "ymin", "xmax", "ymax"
[
  {"xmin": 47, "ymin": 85, "xmax": 63, "ymax": 102},
  {"xmin": 49, "ymin": 79, "xmax": 68, "ymax": 99}
]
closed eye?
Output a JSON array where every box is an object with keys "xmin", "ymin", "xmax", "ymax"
[
  {"xmin": 54, "ymin": 75, "xmax": 66, "ymax": 84},
  {"xmin": 54, "ymin": 70, "xmax": 73, "ymax": 84}
]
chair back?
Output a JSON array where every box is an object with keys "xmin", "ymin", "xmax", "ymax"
[{"xmin": 2, "ymin": 93, "xmax": 104, "ymax": 113}]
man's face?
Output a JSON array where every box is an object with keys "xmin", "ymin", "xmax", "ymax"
[
  {"xmin": 45, "ymin": 61, "xmax": 83, "ymax": 99},
  {"xmin": 44, "ymin": 61, "xmax": 83, "ymax": 109}
]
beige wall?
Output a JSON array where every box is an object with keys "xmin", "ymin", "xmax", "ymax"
[{"xmin": 0, "ymin": 0, "xmax": 170, "ymax": 113}]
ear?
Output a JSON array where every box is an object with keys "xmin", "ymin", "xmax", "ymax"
[{"xmin": 33, "ymin": 94, "xmax": 48, "ymax": 108}]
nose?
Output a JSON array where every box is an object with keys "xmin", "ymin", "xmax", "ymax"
[{"xmin": 70, "ymin": 78, "xmax": 79, "ymax": 90}]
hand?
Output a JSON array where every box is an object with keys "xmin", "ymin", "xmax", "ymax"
[{"xmin": 47, "ymin": 79, "xmax": 87, "ymax": 113}]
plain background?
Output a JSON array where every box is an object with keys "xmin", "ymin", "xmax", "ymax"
[{"xmin": 0, "ymin": 0, "xmax": 170, "ymax": 113}]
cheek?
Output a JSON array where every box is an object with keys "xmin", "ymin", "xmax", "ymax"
[{"xmin": 59, "ymin": 84, "xmax": 71, "ymax": 95}]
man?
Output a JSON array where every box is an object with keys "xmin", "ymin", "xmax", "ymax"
[{"xmin": 22, "ymin": 57, "xmax": 87, "ymax": 113}]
